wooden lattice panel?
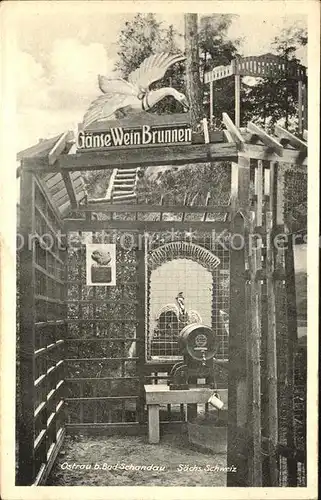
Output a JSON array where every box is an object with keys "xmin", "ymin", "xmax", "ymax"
[
  {"xmin": 18, "ymin": 174, "xmax": 67, "ymax": 485},
  {"xmin": 65, "ymin": 232, "xmax": 144, "ymax": 426}
]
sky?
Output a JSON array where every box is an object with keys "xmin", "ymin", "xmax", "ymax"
[{"xmin": 10, "ymin": 6, "xmax": 308, "ymax": 151}]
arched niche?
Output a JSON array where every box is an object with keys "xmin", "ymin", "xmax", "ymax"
[{"xmin": 146, "ymin": 241, "xmax": 226, "ymax": 362}]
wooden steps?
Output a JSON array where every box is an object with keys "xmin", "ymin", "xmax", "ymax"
[
  {"xmin": 109, "ymin": 167, "xmax": 139, "ymax": 203},
  {"xmin": 112, "ymin": 193, "xmax": 137, "ymax": 202}
]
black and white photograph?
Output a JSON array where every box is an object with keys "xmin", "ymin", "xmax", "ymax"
[{"xmin": 0, "ymin": 1, "xmax": 319, "ymax": 499}]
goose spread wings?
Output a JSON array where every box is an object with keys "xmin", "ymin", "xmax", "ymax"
[
  {"xmin": 83, "ymin": 93, "xmax": 130, "ymax": 128},
  {"xmin": 98, "ymin": 76, "xmax": 137, "ymax": 96},
  {"xmin": 128, "ymin": 53, "xmax": 185, "ymax": 91}
]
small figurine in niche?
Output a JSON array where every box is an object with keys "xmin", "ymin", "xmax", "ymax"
[
  {"xmin": 175, "ymin": 292, "xmax": 188, "ymax": 322},
  {"xmin": 91, "ymin": 249, "xmax": 112, "ymax": 283}
]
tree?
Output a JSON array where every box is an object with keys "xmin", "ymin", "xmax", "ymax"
[
  {"xmin": 242, "ymin": 24, "xmax": 308, "ymax": 130},
  {"xmin": 115, "ymin": 14, "xmax": 164, "ymax": 79},
  {"xmin": 199, "ymin": 14, "xmax": 241, "ymax": 126},
  {"xmin": 115, "ymin": 14, "xmax": 185, "ymax": 115},
  {"xmin": 184, "ymin": 14, "xmax": 203, "ymax": 128}
]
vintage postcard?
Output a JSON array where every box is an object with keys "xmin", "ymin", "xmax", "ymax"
[{"xmin": 0, "ymin": 1, "xmax": 319, "ymax": 499}]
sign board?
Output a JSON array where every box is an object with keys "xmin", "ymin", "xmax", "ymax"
[
  {"xmin": 86, "ymin": 244, "xmax": 116, "ymax": 286},
  {"xmin": 77, "ymin": 123, "xmax": 192, "ymax": 152}
]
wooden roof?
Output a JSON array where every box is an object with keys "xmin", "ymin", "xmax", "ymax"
[{"xmin": 17, "ymin": 133, "xmax": 87, "ymax": 217}]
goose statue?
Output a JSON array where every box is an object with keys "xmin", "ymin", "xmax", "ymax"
[{"xmin": 83, "ymin": 53, "xmax": 189, "ymax": 128}]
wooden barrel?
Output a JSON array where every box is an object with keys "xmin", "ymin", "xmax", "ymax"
[{"xmin": 179, "ymin": 324, "xmax": 215, "ymax": 361}]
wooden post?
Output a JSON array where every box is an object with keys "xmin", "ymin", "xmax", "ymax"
[
  {"xmin": 275, "ymin": 164, "xmax": 285, "ymax": 226},
  {"xmin": 303, "ymin": 82, "xmax": 308, "ymax": 132},
  {"xmin": 230, "ymin": 162, "xmax": 239, "ymax": 214},
  {"xmin": 136, "ymin": 234, "xmax": 146, "ymax": 424},
  {"xmin": 227, "ymin": 152, "xmax": 251, "ymax": 483},
  {"xmin": 148, "ymin": 405, "xmax": 160, "ymax": 443},
  {"xmin": 256, "ymin": 160, "xmax": 263, "ymax": 227},
  {"xmin": 209, "ymin": 81, "xmax": 214, "ymax": 125},
  {"xmin": 235, "ymin": 74, "xmax": 241, "ymax": 128},
  {"xmin": 248, "ymin": 214, "xmax": 262, "ymax": 486},
  {"xmin": 266, "ymin": 210, "xmax": 279, "ymax": 485},
  {"xmin": 18, "ymin": 170, "xmax": 36, "ymax": 485},
  {"xmin": 298, "ymin": 80, "xmax": 303, "ymax": 136},
  {"xmin": 227, "ymin": 211, "xmax": 248, "ymax": 486},
  {"xmin": 78, "ymin": 231, "xmax": 84, "ymax": 424},
  {"xmin": 284, "ymin": 231, "xmax": 298, "ymax": 486}
]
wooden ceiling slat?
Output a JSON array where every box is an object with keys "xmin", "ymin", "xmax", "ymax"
[
  {"xmin": 43, "ymin": 172, "xmax": 59, "ymax": 182},
  {"xmin": 58, "ymin": 191, "xmax": 86, "ymax": 216},
  {"xmin": 49, "ymin": 174, "xmax": 83, "ymax": 196},
  {"xmin": 52, "ymin": 178, "xmax": 84, "ymax": 204},
  {"xmin": 46, "ymin": 174, "xmax": 63, "ymax": 190}
]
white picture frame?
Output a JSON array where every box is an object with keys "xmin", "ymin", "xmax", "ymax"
[{"xmin": 86, "ymin": 243, "xmax": 116, "ymax": 286}]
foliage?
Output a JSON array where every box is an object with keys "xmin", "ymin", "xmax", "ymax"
[
  {"xmin": 242, "ymin": 25, "xmax": 308, "ymax": 131},
  {"xmin": 137, "ymin": 163, "xmax": 230, "ymax": 207},
  {"xmin": 82, "ymin": 170, "xmax": 112, "ymax": 199},
  {"xmin": 115, "ymin": 13, "xmax": 185, "ymax": 115},
  {"xmin": 199, "ymin": 14, "xmax": 242, "ymax": 125}
]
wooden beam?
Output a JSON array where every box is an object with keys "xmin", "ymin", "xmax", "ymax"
[
  {"xmin": 81, "ymin": 202, "xmax": 230, "ymax": 214},
  {"xmin": 227, "ymin": 212, "xmax": 248, "ymax": 485},
  {"xmin": 236, "ymin": 153, "xmax": 251, "ymax": 211},
  {"xmin": 209, "ymin": 81, "xmax": 214, "ymax": 124},
  {"xmin": 34, "ymin": 175, "xmax": 62, "ymax": 223},
  {"xmin": 275, "ymin": 164, "xmax": 285, "ymax": 226},
  {"xmin": 159, "ymin": 195, "xmax": 164, "ymax": 221},
  {"xmin": 64, "ymin": 218, "xmax": 229, "ymax": 232},
  {"xmin": 22, "ymin": 142, "xmax": 238, "ymax": 172},
  {"xmin": 247, "ymin": 122, "xmax": 284, "ymax": 157},
  {"xmin": 223, "ymin": 129, "xmax": 234, "ymax": 144},
  {"xmin": 18, "ymin": 170, "xmax": 36, "ymax": 486},
  {"xmin": 298, "ymin": 80, "xmax": 303, "ymax": 136},
  {"xmin": 235, "ymin": 74, "xmax": 241, "ymax": 127},
  {"xmin": 202, "ymin": 117, "xmax": 210, "ymax": 144},
  {"xmin": 61, "ymin": 171, "xmax": 78, "ymax": 209},
  {"xmin": 48, "ymin": 131, "xmax": 73, "ymax": 165},
  {"xmin": 248, "ymin": 214, "xmax": 262, "ymax": 486},
  {"xmin": 51, "ymin": 177, "xmax": 84, "ymax": 204},
  {"xmin": 256, "ymin": 160, "xmax": 263, "ymax": 227},
  {"xmin": 274, "ymin": 124, "xmax": 307, "ymax": 153},
  {"xmin": 302, "ymin": 83, "xmax": 308, "ymax": 131},
  {"xmin": 244, "ymin": 144, "xmax": 307, "ymax": 166},
  {"xmin": 136, "ymin": 242, "xmax": 146, "ymax": 424},
  {"xmin": 265, "ymin": 211, "xmax": 279, "ymax": 486},
  {"xmin": 202, "ymin": 192, "xmax": 211, "ymax": 221},
  {"xmin": 181, "ymin": 194, "xmax": 188, "ymax": 222},
  {"xmin": 222, "ymin": 112, "xmax": 245, "ymax": 150},
  {"xmin": 106, "ymin": 168, "xmax": 118, "ymax": 201},
  {"xmin": 34, "ymin": 428, "xmax": 66, "ymax": 485},
  {"xmin": 284, "ymin": 233, "xmax": 298, "ymax": 486}
]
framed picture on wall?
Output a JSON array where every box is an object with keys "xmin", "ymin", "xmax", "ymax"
[{"xmin": 86, "ymin": 243, "xmax": 116, "ymax": 286}]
